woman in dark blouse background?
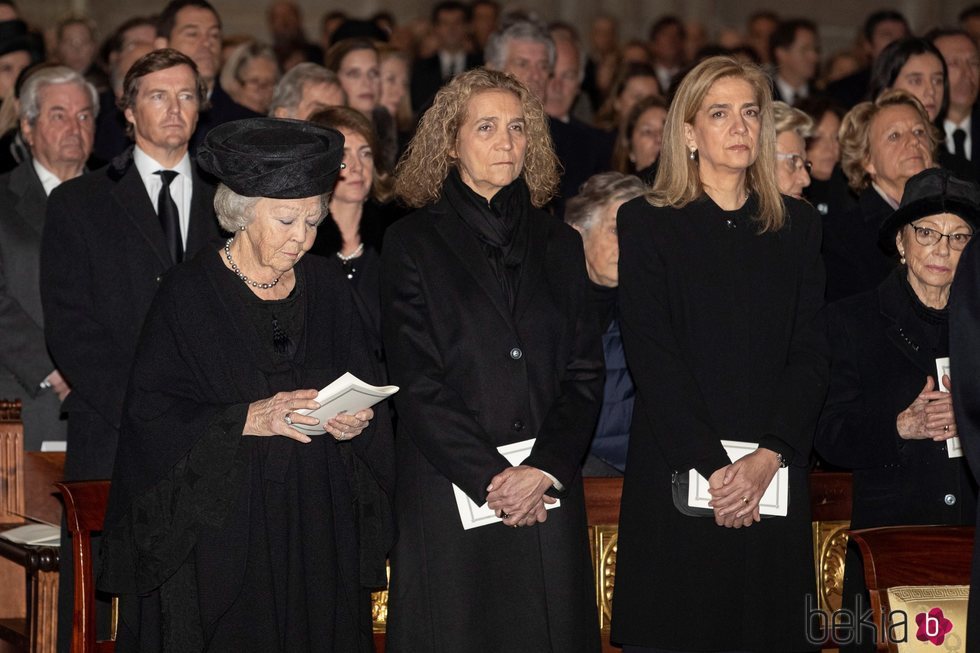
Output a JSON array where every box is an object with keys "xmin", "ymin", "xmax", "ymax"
[{"xmin": 611, "ymin": 56, "xmax": 828, "ymax": 653}]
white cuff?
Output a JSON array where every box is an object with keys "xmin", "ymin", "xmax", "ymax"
[{"xmin": 540, "ymin": 470, "xmax": 564, "ymax": 492}]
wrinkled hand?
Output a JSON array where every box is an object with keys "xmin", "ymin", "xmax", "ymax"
[
  {"xmin": 325, "ymin": 408, "xmax": 373, "ymax": 441},
  {"xmin": 708, "ymin": 449, "xmax": 780, "ymax": 528},
  {"xmin": 486, "ymin": 465, "xmax": 557, "ymax": 527},
  {"xmin": 896, "ymin": 376, "xmax": 957, "ymax": 441},
  {"xmin": 48, "ymin": 370, "xmax": 70, "ymax": 402},
  {"xmin": 244, "ymin": 389, "xmax": 321, "ymax": 443}
]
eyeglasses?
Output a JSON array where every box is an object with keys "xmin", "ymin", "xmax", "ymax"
[
  {"xmin": 775, "ymin": 152, "xmax": 812, "ymax": 174},
  {"xmin": 910, "ymin": 224, "xmax": 974, "ymax": 250}
]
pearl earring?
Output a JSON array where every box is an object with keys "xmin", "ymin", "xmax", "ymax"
[
  {"xmin": 899, "ymin": 252, "xmax": 906, "ymax": 264},
  {"xmin": 689, "ymin": 149, "xmax": 697, "ymax": 161},
  {"xmin": 240, "ymin": 225, "xmax": 246, "ymax": 231}
]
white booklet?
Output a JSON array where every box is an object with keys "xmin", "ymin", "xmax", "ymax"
[
  {"xmin": 936, "ymin": 357, "xmax": 962, "ymax": 459},
  {"xmin": 687, "ymin": 440, "xmax": 789, "ymax": 516},
  {"xmin": 291, "ymin": 372, "xmax": 399, "ymax": 435},
  {"xmin": 452, "ymin": 438, "xmax": 560, "ymax": 530},
  {"xmin": 0, "ymin": 523, "xmax": 61, "ymax": 546}
]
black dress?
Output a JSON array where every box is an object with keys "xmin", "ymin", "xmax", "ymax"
[
  {"xmin": 803, "ymin": 165, "xmax": 856, "ymax": 220},
  {"xmin": 611, "ymin": 193, "xmax": 828, "ymax": 652},
  {"xmin": 816, "ymin": 268, "xmax": 977, "ymax": 652},
  {"xmin": 98, "ymin": 250, "xmax": 394, "ymax": 653}
]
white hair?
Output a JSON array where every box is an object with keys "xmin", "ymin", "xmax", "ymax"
[{"xmin": 19, "ymin": 66, "xmax": 99, "ymax": 125}]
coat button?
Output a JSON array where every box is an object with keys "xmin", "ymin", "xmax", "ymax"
[
  {"xmin": 509, "ymin": 347, "xmax": 523, "ymax": 360},
  {"xmin": 512, "ymin": 420, "xmax": 525, "ymax": 432},
  {"xmin": 155, "ymin": 276, "xmax": 162, "ymax": 283},
  {"xmin": 945, "ymin": 493, "xmax": 956, "ymax": 506}
]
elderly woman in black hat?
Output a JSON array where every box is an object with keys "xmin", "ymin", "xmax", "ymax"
[
  {"xmin": 99, "ymin": 117, "xmax": 394, "ymax": 652},
  {"xmin": 816, "ymin": 167, "xmax": 979, "ymax": 652}
]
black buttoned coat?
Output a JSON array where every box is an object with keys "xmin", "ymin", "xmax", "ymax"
[
  {"xmin": 40, "ymin": 148, "xmax": 219, "ymax": 481},
  {"xmin": 380, "ymin": 195, "xmax": 604, "ymax": 653}
]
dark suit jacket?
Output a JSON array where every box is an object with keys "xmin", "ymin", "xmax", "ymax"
[
  {"xmin": 825, "ymin": 67, "xmax": 871, "ymax": 110},
  {"xmin": 549, "ymin": 117, "xmax": 614, "ymax": 216},
  {"xmin": 0, "ymin": 161, "xmax": 65, "ymax": 449},
  {"xmin": 40, "ymin": 148, "xmax": 220, "ymax": 480},
  {"xmin": 190, "ymin": 82, "xmax": 262, "ymax": 152},
  {"xmin": 410, "ymin": 51, "xmax": 483, "ymax": 114},
  {"xmin": 93, "ymin": 89, "xmax": 130, "ymax": 164},
  {"xmin": 822, "ymin": 186, "xmax": 898, "ymax": 303},
  {"xmin": 769, "ymin": 76, "xmax": 814, "ymax": 106},
  {"xmin": 381, "ymin": 196, "xmax": 603, "ymax": 652}
]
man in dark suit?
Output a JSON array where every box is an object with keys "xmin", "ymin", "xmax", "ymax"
[
  {"xmin": 544, "ymin": 27, "xmax": 613, "ymax": 208},
  {"xmin": 154, "ymin": 0, "xmax": 260, "ymax": 150},
  {"xmin": 410, "ymin": 1, "xmax": 482, "ymax": 114},
  {"xmin": 41, "ymin": 48, "xmax": 220, "ymax": 651},
  {"xmin": 932, "ymin": 29, "xmax": 980, "ymax": 168},
  {"xmin": 826, "ymin": 10, "xmax": 909, "ymax": 110},
  {"xmin": 486, "ymin": 19, "xmax": 609, "ymax": 214},
  {"xmin": 769, "ymin": 19, "xmax": 819, "ymax": 106},
  {"xmin": 0, "ymin": 66, "xmax": 96, "ymax": 450}
]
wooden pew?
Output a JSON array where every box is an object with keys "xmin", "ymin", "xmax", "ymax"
[{"xmin": 0, "ymin": 400, "xmax": 64, "ymax": 653}]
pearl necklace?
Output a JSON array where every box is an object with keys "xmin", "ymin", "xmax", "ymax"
[
  {"xmin": 224, "ymin": 237, "xmax": 282, "ymax": 289},
  {"xmin": 336, "ymin": 242, "xmax": 364, "ymax": 262}
]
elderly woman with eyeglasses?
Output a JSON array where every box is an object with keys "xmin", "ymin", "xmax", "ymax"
[
  {"xmin": 816, "ymin": 167, "xmax": 979, "ymax": 653},
  {"xmin": 772, "ymin": 101, "xmax": 813, "ymax": 199}
]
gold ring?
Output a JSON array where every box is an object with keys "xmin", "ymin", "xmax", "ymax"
[
  {"xmin": 945, "ymin": 424, "xmax": 950, "ymax": 432},
  {"xmin": 740, "ymin": 496, "xmax": 749, "ymax": 504}
]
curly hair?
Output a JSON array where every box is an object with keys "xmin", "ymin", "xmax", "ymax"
[
  {"xmin": 394, "ymin": 67, "xmax": 559, "ymax": 208},
  {"xmin": 839, "ymin": 89, "xmax": 939, "ymax": 192},
  {"xmin": 308, "ymin": 105, "xmax": 393, "ymax": 203}
]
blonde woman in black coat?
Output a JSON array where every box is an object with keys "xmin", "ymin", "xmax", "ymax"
[{"xmin": 611, "ymin": 55, "xmax": 828, "ymax": 653}]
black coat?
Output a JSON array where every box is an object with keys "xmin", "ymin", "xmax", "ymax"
[
  {"xmin": 817, "ymin": 268, "xmax": 976, "ymax": 652},
  {"xmin": 949, "ymin": 236, "xmax": 980, "ymax": 647},
  {"xmin": 803, "ymin": 164, "xmax": 857, "ymax": 219},
  {"xmin": 93, "ymin": 88, "xmax": 130, "ymax": 163},
  {"xmin": 380, "ymin": 195, "xmax": 604, "ymax": 653},
  {"xmin": 816, "ymin": 269, "xmax": 975, "ymax": 528},
  {"xmin": 0, "ymin": 161, "xmax": 65, "ymax": 449},
  {"xmin": 40, "ymin": 149, "xmax": 219, "ymax": 481},
  {"xmin": 99, "ymin": 251, "xmax": 394, "ymax": 652},
  {"xmin": 821, "ymin": 185, "xmax": 898, "ymax": 303},
  {"xmin": 611, "ymin": 194, "xmax": 828, "ymax": 651}
]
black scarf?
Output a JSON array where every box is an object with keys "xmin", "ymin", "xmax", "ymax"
[{"xmin": 443, "ymin": 167, "xmax": 530, "ymax": 309}]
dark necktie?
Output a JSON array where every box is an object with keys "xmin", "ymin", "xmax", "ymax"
[
  {"xmin": 954, "ymin": 128, "xmax": 968, "ymax": 160},
  {"xmin": 155, "ymin": 170, "xmax": 183, "ymax": 264}
]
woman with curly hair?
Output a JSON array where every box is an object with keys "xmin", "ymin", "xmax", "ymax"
[{"xmin": 382, "ymin": 67, "xmax": 604, "ymax": 653}]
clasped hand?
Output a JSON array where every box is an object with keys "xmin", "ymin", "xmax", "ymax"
[
  {"xmin": 707, "ymin": 448, "xmax": 781, "ymax": 529},
  {"xmin": 244, "ymin": 389, "xmax": 373, "ymax": 443},
  {"xmin": 486, "ymin": 465, "xmax": 557, "ymax": 528},
  {"xmin": 896, "ymin": 375, "xmax": 957, "ymax": 441}
]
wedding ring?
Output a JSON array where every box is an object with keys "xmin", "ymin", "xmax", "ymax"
[
  {"xmin": 284, "ymin": 412, "xmax": 293, "ymax": 426},
  {"xmin": 500, "ymin": 511, "xmax": 509, "ymax": 519},
  {"xmin": 945, "ymin": 424, "xmax": 950, "ymax": 432},
  {"xmin": 740, "ymin": 496, "xmax": 749, "ymax": 504}
]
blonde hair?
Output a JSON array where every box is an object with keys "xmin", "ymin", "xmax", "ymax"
[
  {"xmin": 772, "ymin": 101, "xmax": 813, "ymax": 137},
  {"xmin": 839, "ymin": 89, "xmax": 940, "ymax": 192},
  {"xmin": 395, "ymin": 67, "xmax": 559, "ymax": 208},
  {"xmin": 647, "ymin": 55, "xmax": 786, "ymax": 233}
]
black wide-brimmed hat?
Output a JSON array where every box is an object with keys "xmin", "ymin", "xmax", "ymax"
[
  {"xmin": 878, "ymin": 168, "xmax": 980, "ymax": 255},
  {"xmin": 197, "ymin": 117, "xmax": 345, "ymax": 199}
]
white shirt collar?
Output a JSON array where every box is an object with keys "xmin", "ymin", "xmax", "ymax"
[
  {"xmin": 132, "ymin": 145, "xmax": 192, "ymax": 181},
  {"xmin": 775, "ymin": 76, "xmax": 807, "ymax": 105},
  {"xmin": 944, "ymin": 115, "xmax": 972, "ymax": 160},
  {"xmin": 31, "ymin": 159, "xmax": 63, "ymax": 197},
  {"xmin": 132, "ymin": 145, "xmax": 194, "ymax": 247}
]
